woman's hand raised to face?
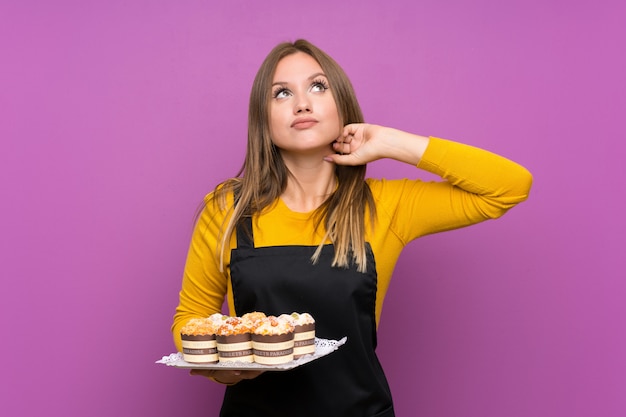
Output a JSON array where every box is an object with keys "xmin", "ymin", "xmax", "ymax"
[{"xmin": 325, "ymin": 123, "xmax": 430, "ymax": 167}]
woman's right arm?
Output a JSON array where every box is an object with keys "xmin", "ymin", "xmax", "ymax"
[
  {"xmin": 171, "ymin": 195, "xmax": 228, "ymax": 352},
  {"xmin": 171, "ymin": 194, "xmax": 265, "ymax": 385}
]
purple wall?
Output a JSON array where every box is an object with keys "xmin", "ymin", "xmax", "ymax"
[{"xmin": 2, "ymin": 1, "xmax": 624, "ymax": 416}]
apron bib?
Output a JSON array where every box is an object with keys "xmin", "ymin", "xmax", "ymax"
[{"xmin": 219, "ymin": 217, "xmax": 394, "ymax": 417}]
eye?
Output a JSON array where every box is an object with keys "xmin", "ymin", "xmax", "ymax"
[
  {"xmin": 310, "ymin": 78, "xmax": 329, "ymax": 93},
  {"xmin": 272, "ymin": 87, "xmax": 291, "ymax": 99}
]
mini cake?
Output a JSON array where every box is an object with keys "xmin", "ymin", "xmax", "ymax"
[
  {"xmin": 180, "ymin": 317, "xmax": 219, "ymax": 364},
  {"xmin": 252, "ymin": 316, "xmax": 295, "ymax": 365},
  {"xmin": 207, "ymin": 312, "xmax": 229, "ymax": 326},
  {"xmin": 286, "ymin": 312, "xmax": 316, "ymax": 359},
  {"xmin": 241, "ymin": 311, "xmax": 267, "ymax": 328},
  {"xmin": 216, "ymin": 316, "xmax": 253, "ymax": 363}
]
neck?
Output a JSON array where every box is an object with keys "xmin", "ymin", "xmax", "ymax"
[{"xmin": 280, "ymin": 153, "xmax": 336, "ymax": 213}]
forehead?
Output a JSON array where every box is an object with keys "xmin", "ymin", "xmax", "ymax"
[{"xmin": 272, "ymin": 52, "xmax": 324, "ymax": 82}]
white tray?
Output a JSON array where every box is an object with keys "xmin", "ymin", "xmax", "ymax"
[{"xmin": 156, "ymin": 337, "xmax": 346, "ymax": 371}]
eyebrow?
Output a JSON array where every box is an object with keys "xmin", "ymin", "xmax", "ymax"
[{"xmin": 271, "ymin": 72, "xmax": 327, "ymax": 87}]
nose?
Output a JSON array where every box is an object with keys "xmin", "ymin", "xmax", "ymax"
[{"xmin": 294, "ymin": 94, "xmax": 312, "ymax": 114}]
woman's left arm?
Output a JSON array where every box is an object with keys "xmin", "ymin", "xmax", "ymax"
[{"xmin": 326, "ymin": 123, "xmax": 533, "ymax": 235}]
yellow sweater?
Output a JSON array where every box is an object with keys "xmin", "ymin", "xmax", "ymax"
[{"xmin": 172, "ymin": 137, "xmax": 532, "ymax": 351}]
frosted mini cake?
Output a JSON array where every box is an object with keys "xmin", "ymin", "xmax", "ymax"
[
  {"xmin": 252, "ymin": 316, "xmax": 295, "ymax": 365},
  {"xmin": 241, "ymin": 311, "xmax": 267, "ymax": 328},
  {"xmin": 284, "ymin": 312, "xmax": 316, "ymax": 359},
  {"xmin": 216, "ymin": 316, "xmax": 253, "ymax": 363},
  {"xmin": 180, "ymin": 317, "xmax": 219, "ymax": 364}
]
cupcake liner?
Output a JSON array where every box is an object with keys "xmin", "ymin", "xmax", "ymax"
[
  {"xmin": 181, "ymin": 334, "xmax": 218, "ymax": 364},
  {"xmin": 252, "ymin": 333, "xmax": 295, "ymax": 365},
  {"xmin": 293, "ymin": 323, "xmax": 315, "ymax": 359},
  {"xmin": 216, "ymin": 333, "xmax": 253, "ymax": 363}
]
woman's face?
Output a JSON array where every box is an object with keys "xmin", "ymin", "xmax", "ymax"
[{"xmin": 268, "ymin": 52, "xmax": 341, "ymax": 156}]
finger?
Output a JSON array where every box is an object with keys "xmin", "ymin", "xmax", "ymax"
[
  {"xmin": 332, "ymin": 141, "xmax": 350, "ymax": 155},
  {"xmin": 341, "ymin": 124, "xmax": 358, "ymax": 138},
  {"xmin": 189, "ymin": 369, "xmax": 212, "ymax": 377},
  {"xmin": 343, "ymin": 122, "xmax": 367, "ymax": 137},
  {"xmin": 324, "ymin": 153, "xmax": 359, "ymax": 166}
]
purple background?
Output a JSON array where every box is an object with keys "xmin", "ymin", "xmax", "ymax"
[{"xmin": 1, "ymin": 1, "xmax": 624, "ymax": 416}]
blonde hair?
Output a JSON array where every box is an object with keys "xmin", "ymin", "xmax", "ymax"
[{"xmin": 211, "ymin": 39, "xmax": 376, "ymax": 272}]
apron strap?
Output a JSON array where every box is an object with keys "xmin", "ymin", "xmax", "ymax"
[
  {"xmin": 233, "ymin": 190, "xmax": 254, "ymax": 249},
  {"xmin": 236, "ymin": 216, "xmax": 254, "ymax": 249}
]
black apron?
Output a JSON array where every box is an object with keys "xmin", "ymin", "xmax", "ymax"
[{"xmin": 219, "ymin": 217, "xmax": 394, "ymax": 417}]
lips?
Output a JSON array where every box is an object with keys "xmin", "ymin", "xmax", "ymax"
[{"xmin": 291, "ymin": 117, "xmax": 318, "ymax": 129}]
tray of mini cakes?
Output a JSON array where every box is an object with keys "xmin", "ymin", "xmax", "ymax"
[{"xmin": 156, "ymin": 312, "xmax": 347, "ymax": 371}]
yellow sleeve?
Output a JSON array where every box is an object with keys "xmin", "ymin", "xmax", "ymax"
[
  {"xmin": 373, "ymin": 137, "xmax": 533, "ymax": 245},
  {"xmin": 368, "ymin": 137, "xmax": 532, "ymax": 323},
  {"xmin": 171, "ymin": 193, "xmax": 231, "ymax": 352}
]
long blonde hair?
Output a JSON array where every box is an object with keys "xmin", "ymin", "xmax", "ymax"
[{"xmin": 212, "ymin": 39, "xmax": 376, "ymax": 272}]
